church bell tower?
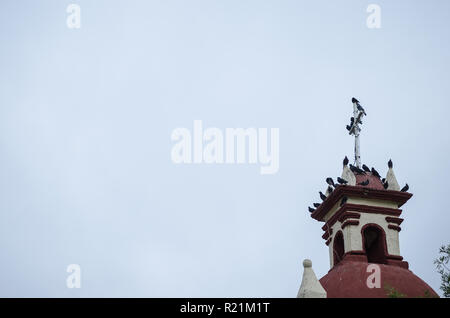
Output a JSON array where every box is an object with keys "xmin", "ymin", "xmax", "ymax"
[
  {"xmin": 297, "ymin": 98, "xmax": 438, "ymax": 298},
  {"xmin": 313, "ymin": 158, "xmax": 410, "ymax": 269}
]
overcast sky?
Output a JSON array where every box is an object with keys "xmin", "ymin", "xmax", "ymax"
[{"xmin": 0, "ymin": 0, "xmax": 449, "ymax": 297}]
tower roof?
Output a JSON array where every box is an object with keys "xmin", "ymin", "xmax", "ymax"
[
  {"xmin": 320, "ymin": 261, "xmax": 438, "ymax": 298},
  {"xmin": 311, "ymin": 184, "xmax": 412, "ymax": 222},
  {"xmin": 310, "ymin": 164, "xmax": 412, "ymax": 222}
]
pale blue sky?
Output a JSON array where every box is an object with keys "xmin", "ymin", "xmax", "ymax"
[{"xmin": 0, "ymin": 0, "xmax": 449, "ymax": 297}]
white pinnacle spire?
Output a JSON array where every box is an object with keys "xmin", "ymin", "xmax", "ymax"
[
  {"xmin": 297, "ymin": 259, "xmax": 327, "ymax": 298},
  {"xmin": 386, "ymin": 162, "xmax": 400, "ymax": 191},
  {"xmin": 341, "ymin": 165, "xmax": 356, "ymax": 186}
]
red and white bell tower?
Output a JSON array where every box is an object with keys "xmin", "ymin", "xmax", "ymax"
[
  {"xmin": 297, "ymin": 98, "xmax": 438, "ymax": 298},
  {"xmin": 313, "ymin": 166, "xmax": 410, "ymax": 269}
]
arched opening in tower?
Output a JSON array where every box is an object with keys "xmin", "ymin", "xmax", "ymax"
[
  {"xmin": 333, "ymin": 231, "xmax": 345, "ymax": 266},
  {"xmin": 363, "ymin": 226, "xmax": 387, "ymax": 264}
]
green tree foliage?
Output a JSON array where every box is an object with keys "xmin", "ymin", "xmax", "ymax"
[
  {"xmin": 434, "ymin": 244, "xmax": 450, "ymax": 298},
  {"xmin": 384, "ymin": 284, "xmax": 406, "ymax": 298}
]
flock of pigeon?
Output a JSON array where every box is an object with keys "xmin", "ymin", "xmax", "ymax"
[
  {"xmin": 308, "ymin": 157, "xmax": 409, "ymax": 214},
  {"xmin": 346, "ymin": 98, "xmax": 367, "ymax": 132}
]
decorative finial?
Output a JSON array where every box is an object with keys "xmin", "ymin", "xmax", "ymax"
[
  {"xmin": 347, "ymin": 97, "xmax": 367, "ymax": 168},
  {"xmin": 303, "ymin": 259, "xmax": 312, "ymax": 268},
  {"xmin": 297, "ymin": 259, "xmax": 327, "ymax": 298},
  {"xmin": 385, "ymin": 159, "xmax": 400, "ymax": 191}
]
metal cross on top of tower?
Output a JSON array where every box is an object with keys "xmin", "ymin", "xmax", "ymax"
[{"xmin": 345, "ymin": 97, "xmax": 367, "ymax": 168}]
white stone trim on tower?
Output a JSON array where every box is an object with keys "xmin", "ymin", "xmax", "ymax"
[
  {"xmin": 327, "ymin": 205, "xmax": 402, "ymax": 268},
  {"xmin": 341, "ymin": 165, "xmax": 356, "ymax": 186},
  {"xmin": 297, "ymin": 259, "xmax": 327, "ymax": 298},
  {"xmin": 386, "ymin": 167, "xmax": 400, "ymax": 191}
]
